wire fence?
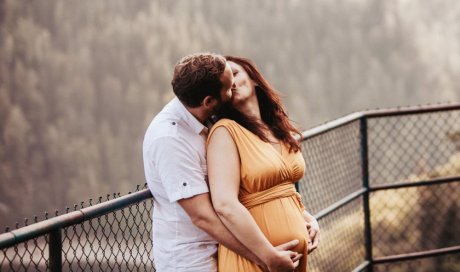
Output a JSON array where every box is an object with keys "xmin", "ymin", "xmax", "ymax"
[
  {"xmin": 1, "ymin": 103, "xmax": 460, "ymax": 271},
  {"xmin": 299, "ymin": 119, "xmax": 366, "ymax": 272},
  {"xmin": 0, "ymin": 189, "xmax": 154, "ymax": 272}
]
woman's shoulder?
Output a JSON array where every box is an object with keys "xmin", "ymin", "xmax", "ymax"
[
  {"xmin": 213, "ymin": 118, "xmax": 239, "ymax": 128},
  {"xmin": 208, "ymin": 118, "xmax": 243, "ymax": 140},
  {"xmin": 207, "ymin": 118, "xmax": 239, "ymax": 147}
]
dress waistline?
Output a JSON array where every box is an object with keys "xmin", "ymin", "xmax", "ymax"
[{"xmin": 239, "ymin": 182, "xmax": 305, "ymax": 210}]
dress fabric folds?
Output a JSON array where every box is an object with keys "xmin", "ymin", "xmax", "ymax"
[{"xmin": 207, "ymin": 119, "xmax": 309, "ymax": 272}]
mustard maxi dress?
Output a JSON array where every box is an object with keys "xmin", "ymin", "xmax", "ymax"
[{"xmin": 207, "ymin": 119, "xmax": 309, "ymax": 272}]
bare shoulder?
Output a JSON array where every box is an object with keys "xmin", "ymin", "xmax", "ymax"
[
  {"xmin": 207, "ymin": 118, "xmax": 237, "ymax": 145},
  {"xmin": 207, "ymin": 122, "xmax": 238, "ymax": 153},
  {"xmin": 208, "ymin": 125, "xmax": 233, "ymax": 143},
  {"xmin": 212, "ymin": 118, "xmax": 237, "ymax": 128}
]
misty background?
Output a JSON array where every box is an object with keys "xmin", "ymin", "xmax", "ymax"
[{"xmin": 1, "ymin": 0, "xmax": 459, "ymax": 228}]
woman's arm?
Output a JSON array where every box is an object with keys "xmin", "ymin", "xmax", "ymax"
[{"xmin": 207, "ymin": 126, "xmax": 301, "ymax": 271}]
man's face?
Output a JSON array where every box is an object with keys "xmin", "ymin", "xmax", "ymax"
[
  {"xmin": 206, "ymin": 62, "xmax": 234, "ymax": 116},
  {"xmin": 218, "ymin": 62, "xmax": 234, "ymax": 104}
]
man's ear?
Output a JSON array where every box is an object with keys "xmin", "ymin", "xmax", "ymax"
[{"xmin": 202, "ymin": 95, "xmax": 217, "ymax": 108}]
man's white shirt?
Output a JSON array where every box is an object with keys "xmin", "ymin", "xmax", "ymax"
[{"xmin": 143, "ymin": 97, "xmax": 216, "ymax": 272}]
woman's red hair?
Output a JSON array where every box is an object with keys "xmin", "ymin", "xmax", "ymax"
[{"xmin": 221, "ymin": 56, "xmax": 301, "ymax": 153}]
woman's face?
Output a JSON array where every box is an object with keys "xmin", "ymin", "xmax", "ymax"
[{"xmin": 228, "ymin": 61, "xmax": 257, "ymax": 106}]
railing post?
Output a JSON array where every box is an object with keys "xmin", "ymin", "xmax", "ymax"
[
  {"xmin": 360, "ymin": 117, "xmax": 373, "ymax": 272},
  {"xmin": 49, "ymin": 228, "xmax": 62, "ymax": 272}
]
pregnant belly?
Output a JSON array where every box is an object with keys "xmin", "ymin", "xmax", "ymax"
[{"xmin": 248, "ymin": 196, "xmax": 308, "ymax": 254}]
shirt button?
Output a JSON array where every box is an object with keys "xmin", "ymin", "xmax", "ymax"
[
  {"xmin": 183, "ymin": 182, "xmax": 187, "ymax": 186},
  {"xmin": 171, "ymin": 121, "xmax": 176, "ymax": 125}
]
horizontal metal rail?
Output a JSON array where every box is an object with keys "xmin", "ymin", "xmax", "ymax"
[
  {"xmin": 353, "ymin": 246, "xmax": 460, "ymax": 272},
  {"xmin": 312, "ymin": 176, "xmax": 460, "ymax": 220},
  {"xmin": 0, "ymin": 189, "xmax": 152, "ymax": 249},
  {"xmin": 370, "ymin": 176, "xmax": 460, "ymax": 192},
  {"xmin": 364, "ymin": 103, "xmax": 460, "ymax": 118},
  {"xmin": 350, "ymin": 261, "xmax": 370, "ymax": 272},
  {"xmin": 314, "ymin": 188, "xmax": 366, "ymax": 220},
  {"xmin": 373, "ymin": 245, "xmax": 460, "ymax": 264},
  {"xmin": 301, "ymin": 112, "xmax": 363, "ymax": 140},
  {"xmin": 301, "ymin": 102, "xmax": 460, "ymax": 140}
]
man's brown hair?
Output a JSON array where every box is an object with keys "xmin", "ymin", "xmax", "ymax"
[{"xmin": 171, "ymin": 53, "xmax": 226, "ymax": 107}]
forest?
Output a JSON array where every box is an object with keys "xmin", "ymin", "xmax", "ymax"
[{"xmin": 1, "ymin": 0, "xmax": 459, "ymax": 228}]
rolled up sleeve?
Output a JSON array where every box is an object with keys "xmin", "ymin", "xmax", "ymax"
[{"xmin": 150, "ymin": 136, "xmax": 209, "ymax": 203}]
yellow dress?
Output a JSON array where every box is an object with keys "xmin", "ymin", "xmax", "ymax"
[{"xmin": 207, "ymin": 119, "xmax": 308, "ymax": 272}]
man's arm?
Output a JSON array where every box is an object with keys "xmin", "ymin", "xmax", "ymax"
[
  {"xmin": 179, "ymin": 193, "xmax": 301, "ymax": 271},
  {"xmin": 150, "ymin": 136, "xmax": 300, "ymax": 270},
  {"xmin": 178, "ymin": 193, "xmax": 263, "ymax": 266}
]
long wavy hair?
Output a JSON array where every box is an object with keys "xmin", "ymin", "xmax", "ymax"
[{"xmin": 220, "ymin": 56, "xmax": 301, "ymax": 153}]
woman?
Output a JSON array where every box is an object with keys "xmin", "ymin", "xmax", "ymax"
[{"xmin": 206, "ymin": 56, "xmax": 319, "ymax": 272}]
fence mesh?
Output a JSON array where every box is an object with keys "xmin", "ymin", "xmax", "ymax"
[
  {"xmin": 307, "ymin": 198, "xmax": 365, "ymax": 272},
  {"xmin": 298, "ymin": 120, "xmax": 366, "ymax": 271},
  {"xmin": 0, "ymin": 235, "xmax": 49, "ymax": 271},
  {"xmin": 61, "ymin": 198, "xmax": 154, "ymax": 272},
  {"xmin": 367, "ymin": 111, "xmax": 460, "ymax": 269},
  {"xmin": 1, "ymin": 106, "xmax": 460, "ymax": 271},
  {"xmin": 370, "ymin": 182, "xmax": 460, "ymax": 258},
  {"xmin": 1, "ymin": 191, "xmax": 154, "ymax": 272},
  {"xmin": 367, "ymin": 110, "xmax": 460, "ymax": 185},
  {"xmin": 299, "ymin": 120, "xmax": 363, "ymax": 214}
]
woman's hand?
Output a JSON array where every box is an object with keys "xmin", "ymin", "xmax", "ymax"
[{"xmin": 303, "ymin": 211, "xmax": 320, "ymax": 253}]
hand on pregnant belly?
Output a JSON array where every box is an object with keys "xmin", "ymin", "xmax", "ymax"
[{"xmin": 250, "ymin": 197, "xmax": 309, "ymax": 255}]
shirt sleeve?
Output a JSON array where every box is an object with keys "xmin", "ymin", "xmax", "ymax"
[{"xmin": 149, "ymin": 136, "xmax": 209, "ymax": 203}]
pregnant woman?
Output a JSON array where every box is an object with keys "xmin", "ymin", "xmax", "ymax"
[{"xmin": 207, "ymin": 56, "xmax": 319, "ymax": 272}]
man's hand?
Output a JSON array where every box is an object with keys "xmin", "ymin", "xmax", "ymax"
[
  {"xmin": 266, "ymin": 250, "xmax": 301, "ymax": 272},
  {"xmin": 275, "ymin": 240, "xmax": 302, "ymax": 263},
  {"xmin": 264, "ymin": 240, "xmax": 302, "ymax": 272},
  {"xmin": 257, "ymin": 240, "xmax": 302, "ymax": 272},
  {"xmin": 306, "ymin": 219, "xmax": 320, "ymax": 253}
]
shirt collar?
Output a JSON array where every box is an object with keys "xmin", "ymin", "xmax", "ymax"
[{"xmin": 173, "ymin": 97, "xmax": 208, "ymax": 135}]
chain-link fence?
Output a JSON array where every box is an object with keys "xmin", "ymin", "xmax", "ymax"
[
  {"xmin": 367, "ymin": 108, "xmax": 460, "ymax": 271},
  {"xmin": 298, "ymin": 105, "xmax": 460, "ymax": 271},
  {"xmin": 1, "ymin": 188, "xmax": 154, "ymax": 272},
  {"xmin": 1, "ymin": 104, "xmax": 459, "ymax": 271},
  {"xmin": 299, "ymin": 119, "xmax": 366, "ymax": 272}
]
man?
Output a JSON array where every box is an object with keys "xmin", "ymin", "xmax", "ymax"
[{"xmin": 143, "ymin": 53, "xmax": 318, "ymax": 272}]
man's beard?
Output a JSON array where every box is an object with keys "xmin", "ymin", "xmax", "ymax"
[
  {"xmin": 214, "ymin": 98, "xmax": 233, "ymax": 113},
  {"xmin": 211, "ymin": 100, "xmax": 235, "ymax": 121}
]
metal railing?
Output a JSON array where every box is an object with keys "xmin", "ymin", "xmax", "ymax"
[
  {"xmin": 1, "ymin": 103, "xmax": 460, "ymax": 271},
  {"xmin": 299, "ymin": 103, "xmax": 460, "ymax": 272},
  {"xmin": 0, "ymin": 188, "xmax": 154, "ymax": 271}
]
